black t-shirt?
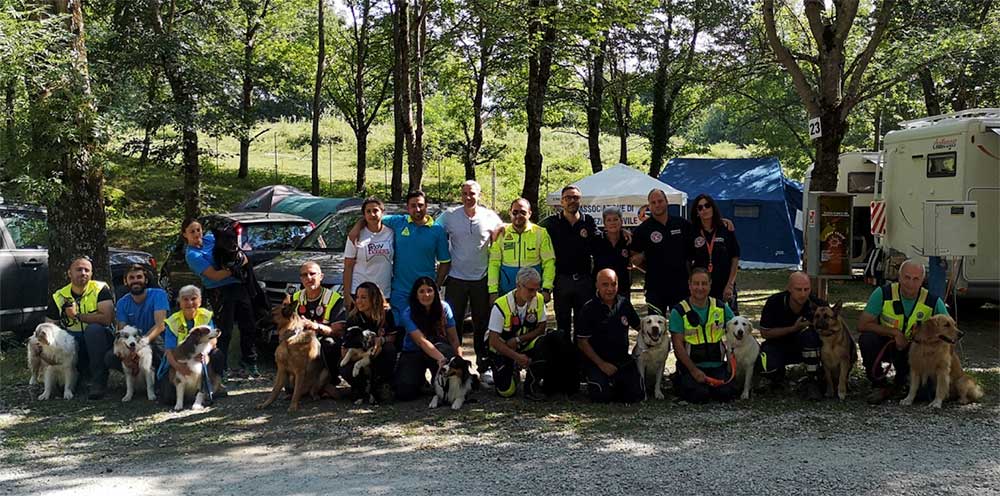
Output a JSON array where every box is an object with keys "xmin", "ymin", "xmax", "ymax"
[
  {"xmin": 760, "ymin": 290, "xmax": 825, "ymax": 343},
  {"xmin": 592, "ymin": 231, "xmax": 631, "ymax": 296},
  {"xmin": 46, "ymin": 285, "xmax": 115, "ymax": 321},
  {"xmin": 691, "ymin": 225, "xmax": 741, "ymax": 300},
  {"xmin": 577, "ymin": 295, "xmax": 640, "ymax": 364},
  {"xmin": 542, "ymin": 212, "xmax": 597, "ymax": 276},
  {"xmin": 346, "ymin": 310, "xmax": 399, "ymax": 347},
  {"xmin": 630, "ymin": 216, "xmax": 693, "ymax": 298}
]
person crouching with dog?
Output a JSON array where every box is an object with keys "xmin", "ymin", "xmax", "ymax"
[
  {"xmin": 106, "ymin": 264, "xmax": 169, "ymax": 379},
  {"xmin": 576, "ymin": 269, "xmax": 645, "ymax": 404},
  {"xmin": 342, "ymin": 281, "xmax": 398, "ymax": 402},
  {"xmin": 285, "ymin": 261, "xmax": 346, "ymax": 397},
  {"xmin": 157, "ymin": 285, "xmax": 226, "ymax": 404},
  {"xmin": 669, "ymin": 268, "xmax": 739, "ymax": 403},
  {"xmin": 45, "ymin": 256, "xmax": 116, "ymax": 400},
  {"xmin": 394, "ymin": 277, "xmax": 461, "ymax": 401},
  {"xmin": 487, "ymin": 267, "xmax": 578, "ymax": 401},
  {"xmin": 181, "ymin": 218, "xmax": 259, "ymax": 377}
]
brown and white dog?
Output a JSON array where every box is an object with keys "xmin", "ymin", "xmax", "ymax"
[
  {"xmin": 340, "ymin": 326, "xmax": 378, "ymax": 404},
  {"xmin": 725, "ymin": 316, "xmax": 761, "ymax": 400},
  {"xmin": 113, "ymin": 326, "xmax": 156, "ymax": 402},
  {"xmin": 429, "ymin": 356, "xmax": 477, "ymax": 410},
  {"xmin": 633, "ymin": 314, "xmax": 671, "ymax": 400},
  {"xmin": 257, "ymin": 304, "xmax": 330, "ymax": 412},
  {"xmin": 902, "ymin": 314, "xmax": 983, "ymax": 408},
  {"xmin": 27, "ymin": 323, "xmax": 78, "ymax": 400},
  {"xmin": 168, "ymin": 325, "xmax": 222, "ymax": 411},
  {"xmin": 813, "ymin": 302, "xmax": 857, "ymax": 401}
]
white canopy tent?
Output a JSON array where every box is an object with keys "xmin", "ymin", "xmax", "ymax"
[{"xmin": 545, "ymin": 163, "xmax": 688, "ymax": 227}]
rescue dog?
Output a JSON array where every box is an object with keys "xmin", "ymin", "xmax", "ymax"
[
  {"xmin": 27, "ymin": 323, "xmax": 78, "ymax": 400},
  {"xmin": 902, "ymin": 314, "xmax": 984, "ymax": 408},
  {"xmin": 168, "ymin": 325, "xmax": 222, "ymax": 411},
  {"xmin": 632, "ymin": 314, "xmax": 671, "ymax": 400},
  {"xmin": 724, "ymin": 316, "xmax": 761, "ymax": 400},
  {"xmin": 429, "ymin": 356, "xmax": 478, "ymax": 410},
  {"xmin": 339, "ymin": 326, "xmax": 378, "ymax": 404},
  {"xmin": 813, "ymin": 302, "xmax": 857, "ymax": 400},
  {"xmin": 212, "ymin": 225, "xmax": 247, "ymax": 280},
  {"xmin": 113, "ymin": 326, "xmax": 156, "ymax": 402},
  {"xmin": 257, "ymin": 304, "xmax": 330, "ymax": 412}
]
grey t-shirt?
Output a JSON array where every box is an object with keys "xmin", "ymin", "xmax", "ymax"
[{"xmin": 439, "ymin": 206, "xmax": 503, "ymax": 281}]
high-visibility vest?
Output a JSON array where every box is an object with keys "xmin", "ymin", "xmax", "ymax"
[
  {"xmin": 292, "ymin": 287, "xmax": 341, "ymax": 323},
  {"xmin": 491, "ymin": 290, "xmax": 545, "ymax": 352},
  {"xmin": 879, "ymin": 283, "xmax": 935, "ymax": 339},
  {"xmin": 488, "ymin": 222, "xmax": 555, "ymax": 292},
  {"xmin": 675, "ymin": 298, "xmax": 726, "ymax": 363},
  {"xmin": 165, "ymin": 307, "xmax": 214, "ymax": 344},
  {"xmin": 51, "ymin": 280, "xmax": 111, "ymax": 332}
]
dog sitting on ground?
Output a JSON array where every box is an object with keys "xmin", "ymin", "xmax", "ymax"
[
  {"xmin": 339, "ymin": 326, "xmax": 378, "ymax": 404},
  {"xmin": 168, "ymin": 325, "xmax": 222, "ymax": 411},
  {"xmin": 725, "ymin": 316, "xmax": 761, "ymax": 400},
  {"xmin": 429, "ymin": 356, "xmax": 478, "ymax": 410},
  {"xmin": 27, "ymin": 323, "xmax": 78, "ymax": 400},
  {"xmin": 813, "ymin": 302, "xmax": 857, "ymax": 401},
  {"xmin": 257, "ymin": 304, "xmax": 330, "ymax": 412},
  {"xmin": 113, "ymin": 326, "xmax": 157, "ymax": 402},
  {"xmin": 902, "ymin": 314, "xmax": 983, "ymax": 408},
  {"xmin": 632, "ymin": 314, "xmax": 671, "ymax": 400}
]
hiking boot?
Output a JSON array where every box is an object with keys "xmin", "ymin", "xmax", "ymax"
[
  {"xmin": 480, "ymin": 369, "xmax": 494, "ymax": 386},
  {"xmin": 866, "ymin": 386, "xmax": 895, "ymax": 405}
]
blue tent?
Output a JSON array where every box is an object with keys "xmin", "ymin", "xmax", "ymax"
[{"xmin": 660, "ymin": 157, "xmax": 803, "ymax": 268}]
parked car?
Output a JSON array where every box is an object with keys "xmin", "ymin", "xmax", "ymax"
[
  {"xmin": 157, "ymin": 212, "xmax": 313, "ymax": 300},
  {"xmin": 0, "ymin": 203, "xmax": 156, "ymax": 334},
  {"xmin": 253, "ymin": 203, "xmax": 448, "ymax": 307}
]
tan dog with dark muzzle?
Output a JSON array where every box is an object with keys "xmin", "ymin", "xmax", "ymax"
[{"xmin": 814, "ymin": 302, "xmax": 856, "ymax": 401}]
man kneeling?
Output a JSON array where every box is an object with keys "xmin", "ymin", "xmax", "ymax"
[
  {"xmin": 488, "ymin": 267, "xmax": 577, "ymax": 400},
  {"xmin": 670, "ymin": 268, "xmax": 739, "ymax": 403},
  {"xmin": 576, "ymin": 269, "xmax": 644, "ymax": 404}
]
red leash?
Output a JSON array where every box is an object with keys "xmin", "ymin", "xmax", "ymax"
[
  {"xmin": 704, "ymin": 351, "xmax": 737, "ymax": 387},
  {"xmin": 871, "ymin": 341, "xmax": 893, "ymax": 380}
]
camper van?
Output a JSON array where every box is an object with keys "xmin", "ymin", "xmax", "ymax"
[
  {"xmin": 874, "ymin": 109, "xmax": 1000, "ymax": 303},
  {"xmin": 802, "ymin": 151, "xmax": 882, "ymax": 269}
]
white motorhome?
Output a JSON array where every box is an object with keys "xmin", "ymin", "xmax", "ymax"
[
  {"xmin": 875, "ymin": 108, "xmax": 1000, "ymax": 302},
  {"xmin": 802, "ymin": 151, "xmax": 882, "ymax": 269}
]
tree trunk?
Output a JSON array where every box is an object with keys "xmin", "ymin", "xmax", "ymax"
[
  {"xmin": 466, "ymin": 51, "xmax": 487, "ymax": 181},
  {"xmin": 311, "ymin": 0, "xmax": 325, "ymax": 195},
  {"xmin": 407, "ymin": 1, "xmax": 426, "ymax": 192},
  {"xmin": 181, "ymin": 126, "xmax": 201, "ymax": 218},
  {"xmin": 522, "ymin": 0, "xmax": 557, "ymax": 219},
  {"xmin": 238, "ymin": 39, "xmax": 254, "ymax": 179},
  {"xmin": 43, "ymin": 0, "xmax": 109, "ymax": 291},
  {"xmin": 811, "ymin": 109, "xmax": 848, "ymax": 192},
  {"xmin": 355, "ymin": 128, "xmax": 368, "ymax": 194},
  {"xmin": 391, "ymin": 0, "xmax": 409, "ymax": 200},
  {"xmin": 138, "ymin": 71, "xmax": 159, "ymax": 168},
  {"xmin": 586, "ymin": 36, "xmax": 606, "ymax": 173},
  {"xmin": 648, "ymin": 62, "xmax": 669, "ymax": 177},
  {"xmin": 918, "ymin": 68, "xmax": 941, "ymax": 116},
  {"xmin": 3, "ymin": 79, "xmax": 14, "ymax": 167}
]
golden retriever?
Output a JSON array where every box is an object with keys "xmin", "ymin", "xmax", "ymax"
[{"xmin": 902, "ymin": 314, "xmax": 983, "ymax": 408}]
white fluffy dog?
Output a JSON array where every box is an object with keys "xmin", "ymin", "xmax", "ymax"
[
  {"xmin": 113, "ymin": 326, "xmax": 157, "ymax": 402},
  {"xmin": 27, "ymin": 323, "xmax": 78, "ymax": 400},
  {"xmin": 632, "ymin": 314, "xmax": 671, "ymax": 400},
  {"xmin": 725, "ymin": 316, "xmax": 761, "ymax": 400}
]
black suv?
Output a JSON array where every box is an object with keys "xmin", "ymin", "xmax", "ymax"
[
  {"xmin": 158, "ymin": 212, "xmax": 313, "ymax": 300},
  {"xmin": 0, "ymin": 203, "xmax": 156, "ymax": 333},
  {"xmin": 253, "ymin": 204, "xmax": 447, "ymax": 307}
]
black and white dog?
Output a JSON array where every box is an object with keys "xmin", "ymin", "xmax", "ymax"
[{"xmin": 429, "ymin": 356, "xmax": 478, "ymax": 410}]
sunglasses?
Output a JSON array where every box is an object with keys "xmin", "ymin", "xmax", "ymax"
[{"xmin": 696, "ymin": 203, "xmax": 712, "ymax": 211}]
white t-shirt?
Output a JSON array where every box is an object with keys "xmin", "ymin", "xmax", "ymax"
[
  {"xmin": 439, "ymin": 206, "xmax": 503, "ymax": 281},
  {"xmin": 487, "ymin": 293, "xmax": 547, "ymax": 341},
  {"xmin": 343, "ymin": 226, "xmax": 394, "ymax": 297}
]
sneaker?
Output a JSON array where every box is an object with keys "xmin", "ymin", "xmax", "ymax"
[
  {"xmin": 480, "ymin": 369, "xmax": 494, "ymax": 386},
  {"xmin": 866, "ymin": 386, "xmax": 894, "ymax": 405}
]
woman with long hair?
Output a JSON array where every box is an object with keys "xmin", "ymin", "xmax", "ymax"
[
  {"xmin": 343, "ymin": 197, "xmax": 394, "ymax": 311},
  {"xmin": 688, "ymin": 194, "xmax": 741, "ymax": 311},
  {"xmin": 341, "ymin": 282, "xmax": 398, "ymax": 402},
  {"xmin": 393, "ymin": 277, "xmax": 461, "ymax": 401}
]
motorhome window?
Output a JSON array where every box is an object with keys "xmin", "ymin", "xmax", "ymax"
[
  {"xmin": 927, "ymin": 152, "xmax": 956, "ymax": 178},
  {"xmin": 733, "ymin": 205, "xmax": 760, "ymax": 218},
  {"xmin": 847, "ymin": 172, "xmax": 876, "ymax": 193}
]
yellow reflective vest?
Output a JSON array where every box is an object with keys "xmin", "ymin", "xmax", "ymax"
[
  {"xmin": 165, "ymin": 307, "xmax": 214, "ymax": 344},
  {"xmin": 51, "ymin": 280, "xmax": 111, "ymax": 332},
  {"xmin": 487, "ymin": 222, "xmax": 555, "ymax": 293},
  {"xmin": 879, "ymin": 283, "xmax": 935, "ymax": 339},
  {"xmin": 676, "ymin": 298, "xmax": 726, "ymax": 364},
  {"xmin": 292, "ymin": 287, "xmax": 342, "ymax": 323},
  {"xmin": 490, "ymin": 290, "xmax": 546, "ymax": 352}
]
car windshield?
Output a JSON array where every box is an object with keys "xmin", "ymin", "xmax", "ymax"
[
  {"xmin": 241, "ymin": 223, "xmax": 312, "ymax": 251},
  {"xmin": 297, "ymin": 211, "xmax": 362, "ymax": 251}
]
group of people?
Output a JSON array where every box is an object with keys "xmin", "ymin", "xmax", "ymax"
[{"xmin": 44, "ymin": 181, "xmax": 948, "ymax": 407}]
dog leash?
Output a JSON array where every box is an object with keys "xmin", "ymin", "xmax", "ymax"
[
  {"xmin": 201, "ymin": 355, "xmax": 214, "ymax": 403},
  {"xmin": 704, "ymin": 350, "xmax": 738, "ymax": 388}
]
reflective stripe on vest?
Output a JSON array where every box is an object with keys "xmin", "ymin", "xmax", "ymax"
[
  {"xmin": 492, "ymin": 290, "xmax": 545, "ymax": 351},
  {"xmin": 165, "ymin": 307, "xmax": 214, "ymax": 344},
  {"xmin": 497, "ymin": 223, "xmax": 545, "ymax": 269},
  {"xmin": 678, "ymin": 298, "xmax": 726, "ymax": 345},
  {"xmin": 52, "ymin": 280, "xmax": 111, "ymax": 332},
  {"xmin": 879, "ymin": 283, "xmax": 933, "ymax": 339},
  {"xmin": 293, "ymin": 288, "xmax": 342, "ymax": 323}
]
